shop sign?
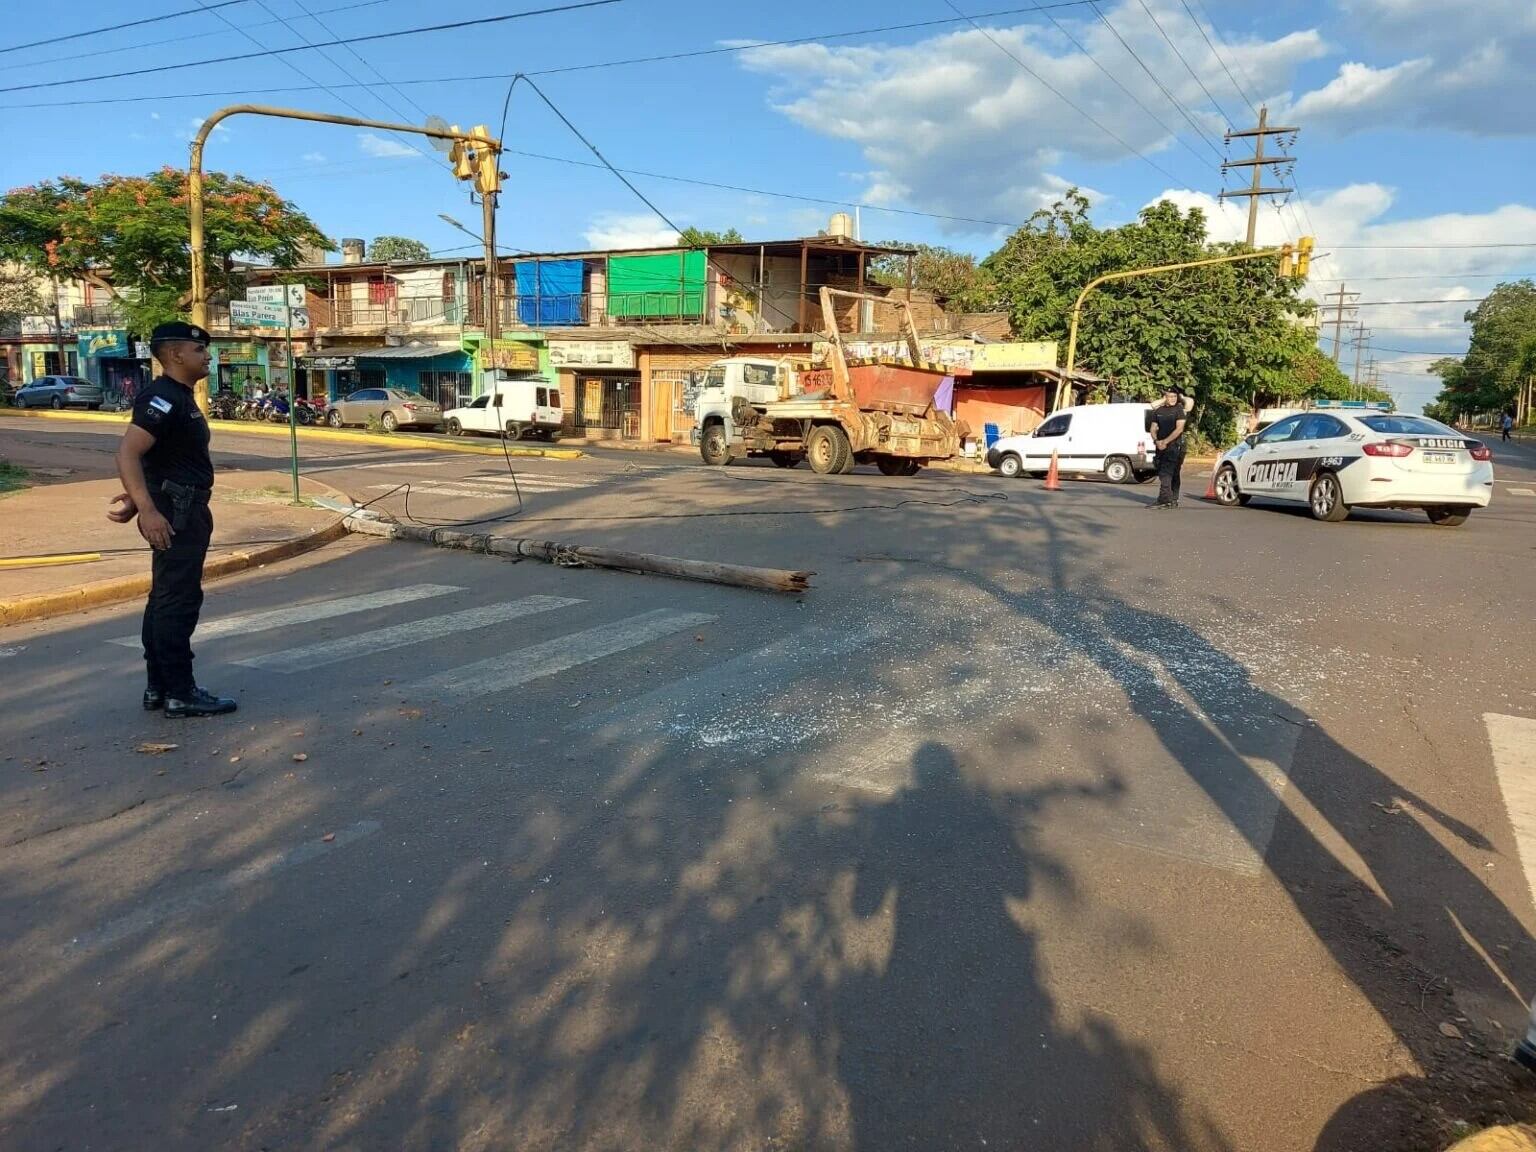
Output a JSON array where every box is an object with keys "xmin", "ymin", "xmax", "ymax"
[
  {"xmin": 548, "ymin": 339, "xmax": 634, "ymax": 369},
  {"xmin": 478, "ymin": 340, "xmax": 540, "ymax": 371},
  {"xmin": 306, "ymin": 355, "xmax": 356, "ymax": 370},
  {"xmin": 970, "ymin": 341, "xmax": 1058, "ymax": 372},
  {"xmin": 30, "ymin": 352, "xmax": 47, "ymax": 378},
  {"xmin": 135, "ymin": 342, "xmax": 151, "ymax": 360},
  {"xmin": 78, "ymin": 329, "xmax": 129, "ymax": 360},
  {"xmin": 21, "ymin": 315, "xmax": 73, "ymax": 337},
  {"xmin": 218, "ymin": 341, "xmax": 261, "ymax": 363}
]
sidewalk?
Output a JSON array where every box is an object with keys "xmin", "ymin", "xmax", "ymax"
[{"xmin": 0, "ymin": 467, "xmax": 351, "ymax": 626}]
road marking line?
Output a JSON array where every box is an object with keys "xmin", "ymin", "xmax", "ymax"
[
  {"xmin": 308, "ymin": 459, "xmax": 457, "ymax": 470},
  {"xmin": 0, "ymin": 646, "xmax": 24, "ymax": 659},
  {"xmin": 106, "ymin": 584, "xmax": 463, "ymax": 647},
  {"xmin": 1487, "ymin": 713, "xmax": 1536, "ymax": 912},
  {"xmin": 365, "ymin": 484, "xmax": 526, "ymax": 500},
  {"xmin": 574, "ymin": 619, "xmax": 894, "ymax": 738},
  {"xmin": 458, "ymin": 474, "xmax": 599, "ymax": 488},
  {"xmin": 232, "ymin": 595, "xmax": 582, "ymax": 672},
  {"xmin": 1507, "ymin": 488, "xmax": 1535, "ymax": 497},
  {"xmin": 68, "ymin": 820, "xmax": 381, "ymax": 953},
  {"xmin": 413, "ymin": 609, "xmax": 717, "ymax": 698}
]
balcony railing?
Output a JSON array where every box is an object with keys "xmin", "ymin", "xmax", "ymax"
[
  {"xmin": 73, "ymin": 303, "xmax": 124, "ymax": 326},
  {"xmin": 329, "ymin": 297, "xmax": 465, "ymax": 329}
]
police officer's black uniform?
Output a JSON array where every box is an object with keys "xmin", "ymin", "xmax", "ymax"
[
  {"xmin": 132, "ymin": 324, "xmax": 234, "ymax": 717},
  {"xmin": 1146, "ymin": 391, "xmax": 1190, "ymax": 508}
]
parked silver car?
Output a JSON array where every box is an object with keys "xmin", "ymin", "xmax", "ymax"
[
  {"xmin": 13, "ymin": 376, "xmax": 105, "ymax": 410},
  {"xmin": 324, "ymin": 387, "xmax": 443, "ymax": 432}
]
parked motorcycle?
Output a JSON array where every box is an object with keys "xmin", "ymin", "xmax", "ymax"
[
  {"xmin": 293, "ymin": 398, "xmax": 320, "ymax": 426},
  {"xmin": 210, "ymin": 392, "xmax": 239, "ymax": 421},
  {"xmin": 265, "ymin": 394, "xmax": 291, "ymax": 423}
]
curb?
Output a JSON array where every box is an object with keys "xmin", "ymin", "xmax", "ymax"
[
  {"xmin": 0, "ymin": 408, "xmax": 585, "ymax": 460},
  {"xmin": 0, "ymin": 518, "xmax": 351, "ymax": 629}
]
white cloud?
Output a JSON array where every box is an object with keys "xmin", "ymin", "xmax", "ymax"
[
  {"xmin": 582, "ymin": 212, "xmax": 679, "ymax": 249},
  {"xmin": 301, "ymin": 151, "xmax": 327, "ymax": 163},
  {"xmin": 357, "ymin": 132, "xmax": 419, "ymax": 159},
  {"xmin": 737, "ymin": 1, "xmax": 1325, "ymax": 234},
  {"xmin": 1288, "ymin": 58, "xmax": 1432, "ymax": 120}
]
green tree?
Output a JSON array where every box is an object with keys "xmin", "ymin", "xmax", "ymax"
[
  {"xmin": 676, "ymin": 227, "xmax": 743, "ymax": 248},
  {"xmin": 868, "ymin": 242, "xmax": 998, "ymax": 312},
  {"xmin": 0, "ymin": 168, "xmax": 330, "ymax": 335},
  {"xmin": 367, "ymin": 235, "xmax": 431, "ymax": 262},
  {"xmin": 1429, "ymin": 280, "xmax": 1536, "ymax": 417},
  {"xmin": 981, "ymin": 190, "xmax": 1316, "ymax": 444}
]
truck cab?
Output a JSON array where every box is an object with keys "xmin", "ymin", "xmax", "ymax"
[{"xmin": 692, "ymin": 357, "xmax": 792, "ymax": 465}]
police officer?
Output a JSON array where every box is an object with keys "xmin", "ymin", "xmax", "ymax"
[
  {"xmin": 110, "ymin": 322, "xmax": 237, "ymax": 718},
  {"xmin": 1146, "ymin": 383, "xmax": 1192, "ymax": 509}
]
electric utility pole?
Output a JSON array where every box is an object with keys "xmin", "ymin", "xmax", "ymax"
[
  {"xmin": 1221, "ymin": 106, "xmax": 1299, "ymax": 247},
  {"xmin": 1324, "ymin": 284, "xmax": 1360, "ymax": 363},
  {"xmin": 1352, "ymin": 323, "xmax": 1370, "ymax": 394}
]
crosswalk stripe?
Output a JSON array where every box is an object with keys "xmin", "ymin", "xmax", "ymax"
[
  {"xmin": 232, "ymin": 595, "xmax": 583, "ymax": 672},
  {"xmin": 412, "ymin": 609, "xmax": 717, "ymax": 698},
  {"xmin": 457, "ymin": 474, "xmax": 599, "ymax": 488},
  {"xmin": 106, "ymin": 584, "xmax": 463, "ymax": 647},
  {"xmin": 573, "ymin": 619, "xmax": 893, "ymax": 737},
  {"xmin": 366, "ymin": 484, "xmax": 525, "ymax": 500},
  {"xmin": 1487, "ymin": 713, "xmax": 1536, "ymax": 911},
  {"xmin": 1508, "ymin": 488, "xmax": 1535, "ymax": 497}
]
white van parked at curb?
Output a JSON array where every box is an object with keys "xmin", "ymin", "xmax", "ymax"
[{"xmin": 986, "ymin": 403, "xmax": 1158, "ymax": 483}]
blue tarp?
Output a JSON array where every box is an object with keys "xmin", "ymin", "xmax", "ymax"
[{"xmin": 515, "ymin": 259, "xmax": 584, "ymax": 326}]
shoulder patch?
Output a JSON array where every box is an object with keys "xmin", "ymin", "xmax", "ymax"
[{"xmin": 148, "ymin": 396, "xmax": 174, "ymax": 414}]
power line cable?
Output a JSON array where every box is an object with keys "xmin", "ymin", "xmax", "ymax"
[
  {"xmin": 4, "ymin": 0, "xmax": 394, "ymax": 72},
  {"xmin": 0, "ymin": 0, "xmax": 249, "ymax": 54},
  {"xmin": 0, "ymin": 2, "xmax": 1104, "ymax": 108},
  {"xmin": 941, "ymin": 0, "xmax": 1192, "ymax": 186},
  {"xmin": 1174, "ymin": 0, "xmax": 1256, "ymax": 117},
  {"xmin": 289, "ymin": 0, "xmax": 432, "ymax": 119},
  {"xmin": 0, "ymin": 0, "xmax": 623, "ymax": 94},
  {"xmin": 1129, "ymin": 0, "xmax": 1234, "ymax": 126},
  {"xmin": 1086, "ymin": 0, "xmax": 1223, "ymax": 160}
]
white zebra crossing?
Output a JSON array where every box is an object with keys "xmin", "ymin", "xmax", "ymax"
[
  {"xmin": 366, "ymin": 473, "xmax": 604, "ymax": 500},
  {"xmin": 106, "ymin": 584, "xmax": 463, "ymax": 647},
  {"xmin": 411, "ymin": 609, "xmax": 716, "ymax": 698},
  {"xmin": 233, "ymin": 595, "xmax": 581, "ymax": 673}
]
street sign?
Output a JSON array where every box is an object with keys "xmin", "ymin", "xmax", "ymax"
[
  {"xmin": 229, "ymin": 300, "xmax": 289, "ymax": 328},
  {"xmin": 245, "ymin": 284, "xmax": 307, "ymax": 308}
]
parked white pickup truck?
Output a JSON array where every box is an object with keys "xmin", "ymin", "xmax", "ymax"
[{"xmin": 443, "ymin": 377, "xmax": 563, "ymax": 441}]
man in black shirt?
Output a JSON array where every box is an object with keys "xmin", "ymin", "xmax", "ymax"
[
  {"xmin": 1145, "ymin": 384, "xmax": 1191, "ymax": 509},
  {"xmin": 111, "ymin": 321, "xmax": 237, "ymax": 718}
]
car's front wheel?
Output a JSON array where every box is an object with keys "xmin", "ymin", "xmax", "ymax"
[
  {"xmin": 1308, "ymin": 472, "xmax": 1349, "ymax": 522},
  {"xmin": 1103, "ymin": 455, "xmax": 1133, "ymax": 484},
  {"xmin": 445, "ymin": 417, "xmax": 462, "ymax": 437},
  {"xmin": 1426, "ymin": 506, "xmax": 1470, "ymax": 526},
  {"xmin": 997, "ymin": 453, "xmax": 1023, "ymax": 479},
  {"xmin": 1213, "ymin": 464, "xmax": 1250, "ymax": 507},
  {"xmin": 328, "ymin": 409, "xmax": 344, "ymax": 428},
  {"xmin": 50, "ymin": 396, "xmax": 63, "ymax": 410}
]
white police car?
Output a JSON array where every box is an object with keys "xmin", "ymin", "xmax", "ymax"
[{"xmin": 1213, "ymin": 403, "xmax": 1494, "ymax": 525}]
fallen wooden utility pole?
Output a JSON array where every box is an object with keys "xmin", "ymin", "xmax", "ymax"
[{"xmin": 344, "ymin": 514, "xmax": 813, "ymax": 594}]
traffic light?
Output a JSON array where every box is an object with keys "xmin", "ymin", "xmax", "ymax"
[
  {"xmin": 1278, "ymin": 243, "xmax": 1294, "ymax": 279},
  {"xmin": 1295, "ymin": 235, "xmax": 1315, "ymax": 279},
  {"xmin": 470, "ymin": 124, "xmax": 501, "ymax": 196},
  {"xmin": 447, "ymin": 124, "xmax": 475, "ymax": 181}
]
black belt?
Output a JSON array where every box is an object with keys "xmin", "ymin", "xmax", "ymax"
[{"xmin": 158, "ymin": 479, "xmax": 212, "ymax": 504}]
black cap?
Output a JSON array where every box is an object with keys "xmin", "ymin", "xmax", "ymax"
[
  {"xmin": 1164, "ymin": 383, "xmax": 1189, "ymax": 398},
  {"xmin": 150, "ymin": 321, "xmax": 211, "ymax": 345}
]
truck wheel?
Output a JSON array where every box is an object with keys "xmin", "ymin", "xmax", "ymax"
[
  {"xmin": 902, "ymin": 460, "xmax": 922, "ymax": 476},
  {"xmin": 446, "ymin": 418, "xmax": 463, "ymax": 437},
  {"xmin": 876, "ymin": 457, "xmax": 907, "ymax": 476},
  {"xmin": 769, "ymin": 451, "xmax": 800, "ymax": 469},
  {"xmin": 699, "ymin": 422, "xmax": 731, "ymax": 466},
  {"xmin": 806, "ymin": 425, "xmax": 851, "ymax": 475}
]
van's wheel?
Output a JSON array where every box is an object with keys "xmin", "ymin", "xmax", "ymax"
[
  {"xmin": 1308, "ymin": 472, "xmax": 1349, "ymax": 522},
  {"xmin": 699, "ymin": 422, "xmax": 731, "ymax": 466},
  {"xmin": 998, "ymin": 453, "xmax": 1023, "ymax": 479},
  {"xmin": 769, "ymin": 450, "xmax": 800, "ymax": 468},
  {"xmin": 1426, "ymin": 506, "xmax": 1469, "ymax": 526},
  {"xmin": 504, "ymin": 421, "xmax": 526, "ymax": 441},
  {"xmin": 445, "ymin": 417, "xmax": 463, "ymax": 437},
  {"xmin": 806, "ymin": 424, "xmax": 852, "ymax": 475},
  {"xmin": 1104, "ymin": 455, "xmax": 1133, "ymax": 484}
]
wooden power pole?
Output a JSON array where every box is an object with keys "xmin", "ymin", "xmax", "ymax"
[{"xmin": 1221, "ymin": 106, "xmax": 1299, "ymax": 247}]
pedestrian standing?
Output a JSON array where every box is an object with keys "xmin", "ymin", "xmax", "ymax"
[
  {"xmin": 109, "ymin": 322, "xmax": 237, "ymax": 718},
  {"xmin": 1502, "ymin": 410, "xmax": 1515, "ymax": 443},
  {"xmin": 1146, "ymin": 385, "xmax": 1191, "ymax": 509}
]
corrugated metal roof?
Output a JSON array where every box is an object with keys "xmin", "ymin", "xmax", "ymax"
[{"xmin": 300, "ymin": 344, "xmax": 463, "ymax": 361}]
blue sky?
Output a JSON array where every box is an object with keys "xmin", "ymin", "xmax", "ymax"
[{"xmin": 3, "ymin": 0, "xmax": 1533, "ymax": 411}]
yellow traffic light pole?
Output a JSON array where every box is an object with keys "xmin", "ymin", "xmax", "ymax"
[
  {"xmin": 1058, "ymin": 238, "xmax": 1314, "ymax": 410},
  {"xmin": 187, "ymin": 104, "xmax": 497, "ymax": 412}
]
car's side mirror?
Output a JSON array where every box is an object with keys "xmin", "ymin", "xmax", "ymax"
[{"xmin": 1244, "ymin": 433, "xmax": 1260, "ymax": 447}]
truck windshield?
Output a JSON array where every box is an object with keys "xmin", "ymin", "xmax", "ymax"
[{"xmin": 704, "ymin": 368, "xmax": 727, "ymax": 389}]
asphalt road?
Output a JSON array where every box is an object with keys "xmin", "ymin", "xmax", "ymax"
[{"xmin": 3, "ymin": 419, "xmax": 1536, "ymax": 1151}]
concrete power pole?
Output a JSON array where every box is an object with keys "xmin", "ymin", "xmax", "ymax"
[
  {"xmin": 1324, "ymin": 285, "xmax": 1360, "ymax": 363},
  {"xmin": 1352, "ymin": 323, "xmax": 1371, "ymax": 395},
  {"xmin": 1221, "ymin": 106, "xmax": 1299, "ymax": 247}
]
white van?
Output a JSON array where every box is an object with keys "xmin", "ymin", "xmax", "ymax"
[
  {"xmin": 443, "ymin": 377, "xmax": 564, "ymax": 441},
  {"xmin": 986, "ymin": 403, "xmax": 1157, "ymax": 483}
]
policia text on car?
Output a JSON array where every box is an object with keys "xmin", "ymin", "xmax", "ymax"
[{"xmin": 110, "ymin": 322, "xmax": 238, "ymax": 719}]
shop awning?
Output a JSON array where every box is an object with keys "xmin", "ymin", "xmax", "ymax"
[{"xmin": 299, "ymin": 344, "xmax": 462, "ymax": 370}]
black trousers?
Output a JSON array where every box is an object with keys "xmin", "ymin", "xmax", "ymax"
[
  {"xmin": 142, "ymin": 492, "xmax": 212, "ymax": 697},
  {"xmin": 1156, "ymin": 443, "xmax": 1186, "ymax": 505}
]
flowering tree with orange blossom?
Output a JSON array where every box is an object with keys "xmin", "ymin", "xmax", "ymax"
[{"xmin": 0, "ymin": 167, "xmax": 330, "ymax": 335}]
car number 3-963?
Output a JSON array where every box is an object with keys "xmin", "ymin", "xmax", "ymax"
[{"xmin": 1320, "ymin": 456, "xmax": 1346, "ymax": 468}]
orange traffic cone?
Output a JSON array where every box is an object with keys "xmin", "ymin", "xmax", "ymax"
[
  {"xmin": 1043, "ymin": 449, "xmax": 1062, "ymax": 491},
  {"xmin": 1202, "ymin": 465, "xmax": 1218, "ymax": 502}
]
